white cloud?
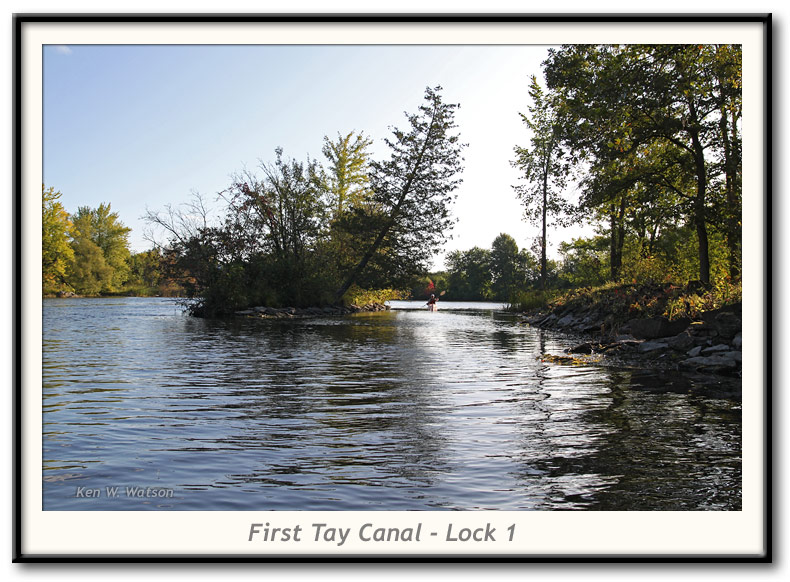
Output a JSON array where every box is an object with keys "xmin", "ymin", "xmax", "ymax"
[{"xmin": 53, "ymin": 45, "xmax": 72, "ymax": 55}]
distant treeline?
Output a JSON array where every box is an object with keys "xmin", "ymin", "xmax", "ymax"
[{"xmin": 42, "ymin": 186, "xmax": 179, "ymax": 297}]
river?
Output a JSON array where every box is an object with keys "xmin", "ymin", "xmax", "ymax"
[{"xmin": 42, "ymin": 297, "xmax": 741, "ymax": 511}]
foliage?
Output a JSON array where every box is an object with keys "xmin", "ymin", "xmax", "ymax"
[
  {"xmin": 543, "ymin": 44, "xmax": 742, "ymax": 285},
  {"xmin": 322, "ymin": 131, "xmax": 375, "ymax": 215},
  {"xmin": 445, "ymin": 246, "xmax": 492, "ymax": 301},
  {"xmin": 511, "ymin": 75, "xmax": 573, "ymax": 289},
  {"xmin": 334, "ymin": 86, "xmax": 465, "ymax": 301},
  {"xmin": 67, "ymin": 236, "xmax": 113, "ymax": 296},
  {"xmin": 508, "ymin": 289, "xmax": 561, "ymax": 312},
  {"xmin": 529, "ymin": 280, "xmax": 742, "ymax": 324},
  {"xmin": 489, "ymin": 233, "xmax": 528, "ymax": 302},
  {"xmin": 120, "ymin": 248, "xmax": 170, "ymax": 295},
  {"xmin": 42, "ymin": 185, "xmax": 74, "ymax": 294},
  {"xmin": 556, "ymin": 236, "xmax": 609, "ymax": 288},
  {"xmin": 68, "ymin": 203, "xmax": 131, "ymax": 295},
  {"xmin": 341, "ymin": 285, "xmax": 406, "ymax": 307}
]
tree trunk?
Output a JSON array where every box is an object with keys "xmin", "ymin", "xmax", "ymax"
[
  {"xmin": 609, "ymin": 204, "xmax": 618, "ymax": 281},
  {"xmin": 540, "ymin": 171, "xmax": 548, "ymax": 290},
  {"xmin": 720, "ymin": 104, "xmax": 740, "ymax": 280},
  {"xmin": 687, "ymin": 100, "xmax": 711, "ymax": 286}
]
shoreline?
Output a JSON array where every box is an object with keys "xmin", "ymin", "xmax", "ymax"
[{"xmin": 519, "ymin": 300, "xmax": 742, "ymax": 400}]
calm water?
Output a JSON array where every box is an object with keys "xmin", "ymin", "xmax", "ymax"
[{"xmin": 42, "ymin": 297, "xmax": 741, "ymax": 511}]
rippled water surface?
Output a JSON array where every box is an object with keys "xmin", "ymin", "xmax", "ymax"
[{"xmin": 42, "ymin": 297, "xmax": 741, "ymax": 510}]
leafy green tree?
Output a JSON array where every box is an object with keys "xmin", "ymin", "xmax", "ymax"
[
  {"xmin": 322, "ymin": 131, "xmax": 374, "ymax": 215},
  {"xmin": 127, "ymin": 249, "xmax": 163, "ymax": 289},
  {"xmin": 67, "ymin": 203, "xmax": 131, "ymax": 294},
  {"xmin": 544, "ymin": 44, "xmax": 741, "ymax": 285},
  {"xmin": 557, "ymin": 236, "xmax": 609, "ymax": 288},
  {"xmin": 334, "ymin": 86, "xmax": 465, "ymax": 302},
  {"xmin": 67, "ymin": 236, "xmax": 113, "ymax": 295},
  {"xmin": 42, "ymin": 185, "xmax": 74, "ymax": 294},
  {"xmin": 512, "ymin": 75, "xmax": 572, "ymax": 290},
  {"xmin": 70, "ymin": 203, "xmax": 131, "ymax": 292},
  {"xmin": 489, "ymin": 233, "xmax": 526, "ymax": 301},
  {"xmin": 710, "ymin": 44, "xmax": 742, "ymax": 279},
  {"xmin": 445, "ymin": 247, "xmax": 492, "ymax": 300}
]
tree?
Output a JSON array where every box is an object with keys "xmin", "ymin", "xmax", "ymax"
[
  {"xmin": 333, "ymin": 86, "xmax": 465, "ymax": 302},
  {"xmin": 42, "ymin": 185, "xmax": 74, "ymax": 294},
  {"xmin": 512, "ymin": 75, "xmax": 572, "ymax": 290},
  {"xmin": 543, "ymin": 44, "xmax": 741, "ymax": 285},
  {"xmin": 445, "ymin": 247, "xmax": 492, "ymax": 300},
  {"xmin": 69, "ymin": 203, "xmax": 131, "ymax": 293},
  {"xmin": 489, "ymin": 233, "xmax": 526, "ymax": 301},
  {"xmin": 67, "ymin": 237, "xmax": 113, "ymax": 295},
  {"xmin": 322, "ymin": 131, "xmax": 375, "ymax": 215},
  {"xmin": 127, "ymin": 249, "xmax": 163, "ymax": 289}
]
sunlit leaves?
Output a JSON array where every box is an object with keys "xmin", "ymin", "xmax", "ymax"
[{"xmin": 42, "ymin": 185, "xmax": 74, "ymax": 294}]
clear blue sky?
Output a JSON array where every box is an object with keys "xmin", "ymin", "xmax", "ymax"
[{"xmin": 43, "ymin": 43, "xmax": 591, "ymax": 269}]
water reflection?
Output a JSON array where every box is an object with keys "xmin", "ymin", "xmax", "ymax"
[{"xmin": 42, "ymin": 298, "xmax": 741, "ymax": 510}]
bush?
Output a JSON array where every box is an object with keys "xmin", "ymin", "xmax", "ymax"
[{"xmin": 342, "ymin": 285, "xmax": 406, "ymax": 307}]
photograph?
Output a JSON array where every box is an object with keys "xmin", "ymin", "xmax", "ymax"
[{"xmin": 15, "ymin": 13, "xmax": 769, "ymax": 560}]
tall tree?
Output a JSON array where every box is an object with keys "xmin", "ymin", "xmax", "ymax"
[
  {"xmin": 322, "ymin": 131, "xmax": 374, "ymax": 215},
  {"xmin": 334, "ymin": 86, "xmax": 465, "ymax": 301},
  {"xmin": 711, "ymin": 44, "xmax": 742, "ymax": 279},
  {"xmin": 489, "ymin": 233, "xmax": 524, "ymax": 302},
  {"xmin": 42, "ymin": 185, "xmax": 74, "ymax": 294},
  {"xmin": 512, "ymin": 75, "xmax": 572, "ymax": 290},
  {"xmin": 445, "ymin": 247, "xmax": 492, "ymax": 301},
  {"xmin": 70, "ymin": 203, "xmax": 131, "ymax": 293}
]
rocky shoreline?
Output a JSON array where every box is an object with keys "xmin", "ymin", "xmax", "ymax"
[
  {"xmin": 521, "ymin": 302, "xmax": 743, "ymax": 399},
  {"xmin": 233, "ymin": 302, "xmax": 391, "ymax": 319}
]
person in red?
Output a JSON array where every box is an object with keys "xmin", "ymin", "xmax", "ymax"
[{"xmin": 426, "ymin": 294, "xmax": 438, "ymax": 311}]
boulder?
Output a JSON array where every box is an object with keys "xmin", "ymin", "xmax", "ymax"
[
  {"xmin": 702, "ymin": 344, "xmax": 731, "ymax": 356},
  {"xmin": 638, "ymin": 340, "xmax": 669, "ymax": 353},
  {"xmin": 681, "ymin": 355, "xmax": 738, "ymax": 369},
  {"xmin": 567, "ymin": 342, "xmax": 595, "ymax": 354},
  {"xmin": 721, "ymin": 351, "xmax": 742, "ymax": 363},
  {"xmin": 667, "ymin": 331, "xmax": 695, "ymax": 352},
  {"xmin": 713, "ymin": 311, "xmax": 741, "ymax": 339},
  {"xmin": 687, "ymin": 345, "xmax": 703, "ymax": 358},
  {"xmin": 628, "ymin": 317, "xmax": 691, "ymax": 340},
  {"xmin": 557, "ymin": 314, "xmax": 576, "ymax": 327},
  {"xmin": 732, "ymin": 332, "xmax": 742, "ymax": 350}
]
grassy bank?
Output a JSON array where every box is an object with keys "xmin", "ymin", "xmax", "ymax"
[{"xmin": 510, "ymin": 279, "xmax": 742, "ymax": 325}]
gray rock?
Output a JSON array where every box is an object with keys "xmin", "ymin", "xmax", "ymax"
[
  {"xmin": 681, "ymin": 355, "xmax": 738, "ymax": 369},
  {"xmin": 557, "ymin": 314, "xmax": 576, "ymax": 327},
  {"xmin": 688, "ymin": 321, "xmax": 718, "ymax": 338},
  {"xmin": 732, "ymin": 332, "xmax": 742, "ymax": 350},
  {"xmin": 702, "ymin": 344, "xmax": 731, "ymax": 356},
  {"xmin": 638, "ymin": 340, "xmax": 669, "ymax": 353},
  {"xmin": 629, "ymin": 317, "xmax": 691, "ymax": 339},
  {"xmin": 720, "ymin": 351, "xmax": 742, "ymax": 363},
  {"xmin": 713, "ymin": 311, "xmax": 741, "ymax": 339},
  {"xmin": 667, "ymin": 331, "xmax": 695, "ymax": 351},
  {"xmin": 541, "ymin": 314, "xmax": 558, "ymax": 326},
  {"xmin": 568, "ymin": 342, "xmax": 595, "ymax": 354},
  {"xmin": 234, "ymin": 309, "xmax": 255, "ymax": 316},
  {"xmin": 687, "ymin": 345, "xmax": 703, "ymax": 357}
]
